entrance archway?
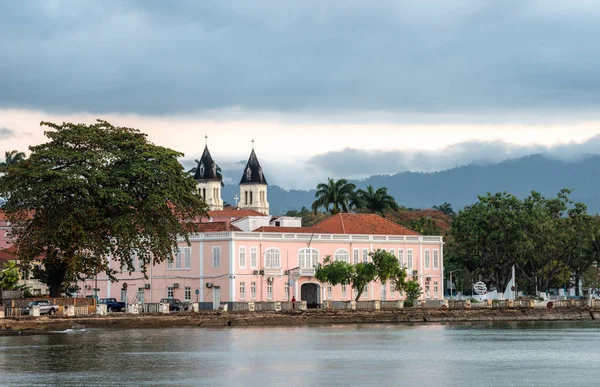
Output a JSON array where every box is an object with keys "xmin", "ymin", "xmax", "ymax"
[{"xmin": 301, "ymin": 283, "xmax": 321, "ymax": 308}]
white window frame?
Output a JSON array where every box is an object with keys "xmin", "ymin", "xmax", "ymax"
[
  {"xmin": 183, "ymin": 247, "xmax": 191, "ymax": 269},
  {"xmin": 424, "ymin": 249, "xmax": 430, "ymax": 270},
  {"xmin": 398, "ymin": 249, "xmax": 404, "ymax": 267},
  {"xmin": 362, "ymin": 284, "xmax": 369, "ymax": 299},
  {"xmin": 184, "ymin": 286, "xmax": 191, "ymax": 301},
  {"xmin": 362, "ymin": 248, "xmax": 368, "ymax": 262},
  {"xmin": 239, "ymin": 246, "xmax": 247, "ymax": 269},
  {"xmin": 250, "ymin": 247, "xmax": 258, "ymax": 268},
  {"xmin": 327, "ymin": 285, "xmax": 332, "ymax": 299},
  {"xmin": 433, "ymin": 250, "xmax": 439, "ymax": 270},
  {"xmin": 167, "ymin": 255, "xmax": 173, "ymax": 269},
  {"xmin": 167, "ymin": 287, "xmax": 174, "ymax": 298},
  {"xmin": 407, "ymin": 249, "xmax": 413, "ymax": 270},
  {"xmin": 334, "ymin": 249, "xmax": 350, "ymax": 263},
  {"xmin": 267, "ymin": 283, "xmax": 273, "ymax": 300},
  {"xmin": 341, "ymin": 284, "xmax": 347, "ymax": 299},
  {"xmin": 264, "ymin": 248, "xmax": 281, "ymax": 268},
  {"xmin": 284, "ymin": 282, "xmax": 289, "ymax": 300},
  {"xmin": 137, "ymin": 290, "xmax": 144, "ymax": 305},
  {"xmin": 425, "ymin": 284, "xmax": 431, "ymax": 299},
  {"xmin": 251, "ymin": 281, "xmax": 257, "ymax": 299},
  {"xmin": 175, "ymin": 248, "xmax": 182, "ymax": 269},
  {"xmin": 353, "ymin": 248, "xmax": 359, "ymax": 264},
  {"xmin": 298, "ymin": 248, "xmax": 319, "ymax": 269},
  {"xmin": 434, "ymin": 281, "xmax": 439, "ymax": 299},
  {"xmin": 389, "ymin": 248, "xmax": 395, "ymax": 258},
  {"xmin": 120, "ymin": 290, "xmax": 127, "ymax": 303},
  {"xmin": 240, "ymin": 282, "xmax": 246, "ymax": 300},
  {"xmin": 390, "ymin": 282, "xmax": 396, "ymax": 298},
  {"xmin": 213, "ymin": 246, "xmax": 221, "ymax": 268}
]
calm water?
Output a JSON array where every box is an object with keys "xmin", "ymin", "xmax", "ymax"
[{"xmin": 1, "ymin": 322, "xmax": 600, "ymax": 386}]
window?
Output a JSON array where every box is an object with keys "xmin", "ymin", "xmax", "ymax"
[
  {"xmin": 251, "ymin": 282, "xmax": 257, "ymax": 299},
  {"xmin": 334, "ymin": 249, "xmax": 350, "ymax": 263},
  {"xmin": 167, "ymin": 287, "xmax": 174, "ymax": 298},
  {"xmin": 390, "ymin": 248, "xmax": 396, "ymax": 257},
  {"xmin": 239, "ymin": 246, "xmax": 247, "ymax": 268},
  {"xmin": 424, "ymin": 249, "xmax": 430, "ymax": 270},
  {"xmin": 407, "ymin": 249, "xmax": 413, "ymax": 270},
  {"xmin": 184, "ymin": 286, "xmax": 191, "ymax": 301},
  {"xmin": 284, "ymin": 282, "xmax": 289, "ymax": 300},
  {"xmin": 425, "ymin": 284, "xmax": 431, "ymax": 298},
  {"xmin": 327, "ymin": 285, "xmax": 332, "ymax": 299},
  {"xmin": 398, "ymin": 249, "xmax": 404, "ymax": 266},
  {"xmin": 390, "ymin": 282, "xmax": 395, "ymax": 298},
  {"xmin": 167, "ymin": 255, "xmax": 173, "ymax": 269},
  {"xmin": 362, "ymin": 284, "xmax": 368, "ymax": 299},
  {"xmin": 362, "ymin": 248, "xmax": 368, "ymax": 262},
  {"xmin": 298, "ymin": 248, "xmax": 319, "ymax": 268},
  {"xmin": 240, "ymin": 282, "xmax": 246, "ymax": 300},
  {"xmin": 267, "ymin": 283, "xmax": 273, "ymax": 299},
  {"xmin": 342, "ymin": 284, "xmax": 347, "ymax": 298},
  {"xmin": 120, "ymin": 290, "xmax": 127, "ymax": 303},
  {"xmin": 137, "ymin": 290, "xmax": 144, "ymax": 304},
  {"xmin": 184, "ymin": 247, "xmax": 191, "ymax": 269},
  {"xmin": 353, "ymin": 249, "xmax": 359, "ymax": 264},
  {"xmin": 434, "ymin": 282, "xmax": 439, "ymax": 298},
  {"xmin": 433, "ymin": 250, "xmax": 439, "ymax": 270},
  {"xmin": 265, "ymin": 248, "xmax": 281, "ymax": 268},
  {"xmin": 213, "ymin": 246, "xmax": 221, "ymax": 268},
  {"xmin": 175, "ymin": 248, "xmax": 182, "ymax": 269},
  {"xmin": 250, "ymin": 247, "xmax": 258, "ymax": 268}
]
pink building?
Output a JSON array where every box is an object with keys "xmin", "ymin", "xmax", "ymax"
[{"xmin": 77, "ymin": 145, "xmax": 445, "ymax": 307}]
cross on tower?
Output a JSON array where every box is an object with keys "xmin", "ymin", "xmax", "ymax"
[
  {"xmin": 251, "ymin": 138, "xmax": 254, "ymax": 149},
  {"xmin": 205, "ymin": 134, "xmax": 208, "ymax": 146},
  {"xmin": 234, "ymin": 194, "xmax": 239, "ymax": 206}
]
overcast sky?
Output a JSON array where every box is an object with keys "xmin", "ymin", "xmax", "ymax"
[{"xmin": 2, "ymin": 1, "xmax": 600, "ymax": 188}]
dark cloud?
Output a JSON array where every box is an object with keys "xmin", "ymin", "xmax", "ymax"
[
  {"xmin": 308, "ymin": 135, "xmax": 600, "ymax": 179},
  {"xmin": 0, "ymin": 127, "xmax": 16, "ymax": 139},
  {"xmin": 1, "ymin": 1, "xmax": 600, "ymax": 119}
]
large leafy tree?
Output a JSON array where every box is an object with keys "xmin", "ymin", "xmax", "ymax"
[
  {"xmin": 0, "ymin": 150, "xmax": 26, "ymax": 171},
  {"xmin": 352, "ymin": 185, "xmax": 399, "ymax": 216},
  {"xmin": 0, "ymin": 261, "xmax": 21, "ymax": 290},
  {"xmin": 312, "ymin": 178, "xmax": 356, "ymax": 214},
  {"xmin": 315, "ymin": 249, "xmax": 407, "ymax": 301},
  {"xmin": 0, "ymin": 120, "xmax": 209, "ymax": 297}
]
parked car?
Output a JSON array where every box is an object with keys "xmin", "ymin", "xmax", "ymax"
[
  {"xmin": 22, "ymin": 300, "xmax": 59, "ymax": 316},
  {"xmin": 159, "ymin": 298, "xmax": 189, "ymax": 312},
  {"xmin": 98, "ymin": 298, "xmax": 126, "ymax": 312}
]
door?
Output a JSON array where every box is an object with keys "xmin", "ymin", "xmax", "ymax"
[
  {"xmin": 213, "ymin": 287, "xmax": 221, "ymax": 310},
  {"xmin": 381, "ymin": 282, "xmax": 386, "ymax": 301},
  {"xmin": 301, "ymin": 283, "xmax": 320, "ymax": 308}
]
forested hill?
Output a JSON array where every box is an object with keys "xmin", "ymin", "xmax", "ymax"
[{"xmin": 222, "ymin": 154, "xmax": 600, "ymax": 215}]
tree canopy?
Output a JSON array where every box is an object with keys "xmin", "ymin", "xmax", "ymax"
[
  {"xmin": 0, "ymin": 261, "xmax": 21, "ymax": 291},
  {"xmin": 0, "ymin": 150, "xmax": 26, "ymax": 172},
  {"xmin": 312, "ymin": 178, "xmax": 356, "ymax": 214},
  {"xmin": 0, "ymin": 120, "xmax": 208, "ymax": 297},
  {"xmin": 315, "ymin": 249, "xmax": 407, "ymax": 301},
  {"xmin": 352, "ymin": 185, "xmax": 399, "ymax": 216}
]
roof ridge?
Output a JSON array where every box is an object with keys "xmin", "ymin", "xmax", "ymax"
[
  {"xmin": 367, "ymin": 213, "xmax": 422, "ymax": 235},
  {"xmin": 339, "ymin": 213, "xmax": 346, "ymax": 234}
]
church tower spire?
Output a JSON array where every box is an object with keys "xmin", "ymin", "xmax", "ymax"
[
  {"xmin": 194, "ymin": 136, "xmax": 223, "ymax": 211},
  {"xmin": 238, "ymin": 141, "xmax": 269, "ymax": 215}
]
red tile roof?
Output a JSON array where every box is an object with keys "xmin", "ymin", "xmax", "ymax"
[
  {"xmin": 315, "ymin": 213, "xmax": 421, "ymax": 236},
  {"xmin": 194, "ymin": 222, "xmax": 242, "ymax": 232},
  {"xmin": 207, "ymin": 208, "xmax": 265, "ymax": 220},
  {"xmin": 253, "ymin": 226, "xmax": 330, "ymax": 234}
]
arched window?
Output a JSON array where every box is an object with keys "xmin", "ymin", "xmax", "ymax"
[
  {"xmin": 250, "ymin": 191, "xmax": 253, "ymax": 205},
  {"xmin": 202, "ymin": 188, "xmax": 206, "ymax": 198},
  {"xmin": 334, "ymin": 249, "xmax": 350, "ymax": 263},
  {"xmin": 265, "ymin": 248, "xmax": 281, "ymax": 268},
  {"xmin": 198, "ymin": 163, "xmax": 205, "ymax": 177},
  {"xmin": 298, "ymin": 248, "xmax": 319, "ymax": 269}
]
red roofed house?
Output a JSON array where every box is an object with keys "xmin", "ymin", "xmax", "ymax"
[{"xmin": 77, "ymin": 142, "xmax": 444, "ymax": 307}]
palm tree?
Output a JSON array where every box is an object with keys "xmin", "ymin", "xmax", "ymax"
[
  {"xmin": 312, "ymin": 178, "xmax": 356, "ymax": 214},
  {"xmin": 352, "ymin": 185, "xmax": 398, "ymax": 216},
  {"xmin": 433, "ymin": 202, "xmax": 456, "ymax": 217},
  {"xmin": 188, "ymin": 159, "xmax": 224, "ymax": 187},
  {"xmin": 0, "ymin": 150, "xmax": 26, "ymax": 171}
]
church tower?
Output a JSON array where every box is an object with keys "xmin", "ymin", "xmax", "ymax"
[
  {"xmin": 238, "ymin": 142, "xmax": 269, "ymax": 215},
  {"xmin": 194, "ymin": 137, "xmax": 223, "ymax": 211}
]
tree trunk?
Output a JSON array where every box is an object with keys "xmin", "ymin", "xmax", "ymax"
[{"xmin": 354, "ymin": 290, "xmax": 363, "ymax": 301}]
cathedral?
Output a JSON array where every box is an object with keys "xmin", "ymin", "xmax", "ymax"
[{"xmin": 194, "ymin": 141, "xmax": 269, "ymax": 215}]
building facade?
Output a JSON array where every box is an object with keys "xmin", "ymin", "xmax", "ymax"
[{"xmin": 76, "ymin": 144, "xmax": 445, "ymax": 307}]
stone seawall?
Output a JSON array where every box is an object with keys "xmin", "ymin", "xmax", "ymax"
[{"xmin": 1, "ymin": 308, "xmax": 598, "ymax": 333}]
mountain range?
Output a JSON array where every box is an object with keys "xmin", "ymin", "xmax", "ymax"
[{"xmin": 221, "ymin": 154, "xmax": 600, "ymax": 215}]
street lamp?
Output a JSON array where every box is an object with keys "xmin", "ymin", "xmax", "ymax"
[{"xmin": 449, "ymin": 269, "xmax": 462, "ymax": 300}]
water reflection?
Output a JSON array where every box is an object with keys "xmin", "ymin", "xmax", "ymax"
[{"xmin": 0, "ymin": 322, "xmax": 599, "ymax": 386}]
